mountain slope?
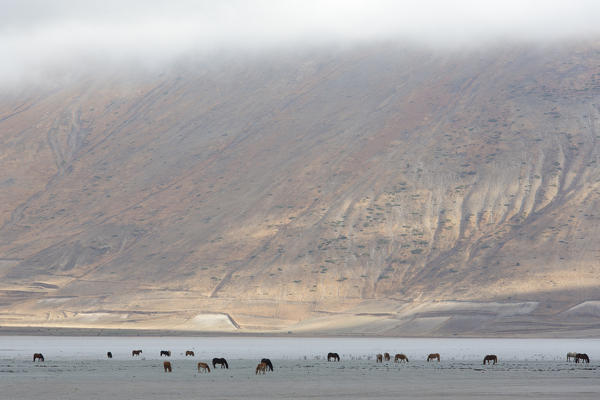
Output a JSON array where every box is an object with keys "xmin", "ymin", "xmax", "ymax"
[{"xmin": 1, "ymin": 42, "xmax": 600, "ymax": 335}]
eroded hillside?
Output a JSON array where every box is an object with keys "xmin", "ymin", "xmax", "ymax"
[{"xmin": 1, "ymin": 42, "xmax": 600, "ymax": 335}]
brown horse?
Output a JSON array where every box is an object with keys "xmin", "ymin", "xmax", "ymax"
[
  {"xmin": 256, "ymin": 362, "xmax": 268, "ymax": 374},
  {"xmin": 261, "ymin": 358, "xmax": 274, "ymax": 371},
  {"xmin": 197, "ymin": 362, "xmax": 211, "ymax": 373},
  {"xmin": 107, "ymin": 352, "xmax": 112, "ymax": 359},
  {"xmin": 163, "ymin": 361, "xmax": 172, "ymax": 372},
  {"xmin": 185, "ymin": 350, "xmax": 195, "ymax": 357},
  {"xmin": 383, "ymin": 352, "xmax": 390, "ymax": 361},
  {"xmin": 394, "ymin": 353, "xmax": 409, "ymax": 363},
  {"xmin": 327, "ymin": 352, "xmax": 340, "ymax": 362},
  {"xmin": 376, "ymin": 353, "xmax": 383, "ymax": 363},
  {"xmin": 132, "ymin": 350, "xmax": 142, "ymax": 357},
  {"xmin": 427, "ymin": 353, "xmax": 440, "ymax": 362},
  {"xmin": 575, "ymin": 353, "xmax": 590, "ymax": 363},
  {"xmin": 212, "ymin": 357, "xmax": 229, "ymax": 369},
  {"xmin": 33, "ymin": 353, "xmax": 44, "ymax": 362},
  {"xmin": 160, "ymin": 350, "xmax": 171, "ymax": 357},
  {"xmin": 483, "ymin": 355, "xmax": 498, "ymax": 365}
]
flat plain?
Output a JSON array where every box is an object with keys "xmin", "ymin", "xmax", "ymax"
[{"xmin": 1, "ymin": 337, "xmax": 599, "ymax": 399}]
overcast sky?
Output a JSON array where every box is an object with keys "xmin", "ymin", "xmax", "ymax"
[{"xmin": 1, "ymin": 0, "xmax": 600, "ymax": 87}]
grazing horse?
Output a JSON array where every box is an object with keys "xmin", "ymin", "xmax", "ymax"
[
  {"xmin": 163, "ymin": 361, "xmax": 172, "ymax": 372},
  {"xmin": 212, "ymin": 357, "xmax": 229, "ymax": 369},
  {"xmin": 394, "ymin": 354, "xmax": 409, "ymax": 363},
  {"xmin": 132, "ymin": 350, "xmax": 142, "ymax": 357},
  {"xmin": 376, "ymin": 354, "xmax": 383, "ymax": 363},
  {"xmin": 575, "ymin": 353, "xmax": 590, "ymax": 363},
  {"xmin": 327, "ymin": 352, "xmax": 340, "ymax": 362},
  {"xmin": 160, "ymin": 350, "xmax": 171, "ymax": 357},
  {"xmin": 107, "ymin": 352, "xmax": 112, "ymax": 359},
  {"xmin": 33, "ymin": 353, "xmax": 44, "ymax": 362},
  {"xmin": 427, "ymin": 353, "xmax": 440, "ymax": 362},
  {"xmin": 256, "ymin": 362, "xmax": 268, "ymax": 375},
  {"xmin": 261, "ymin": 358, "xmax": 274, "ymax": 371},
  {"xmin": 197, "ymin": 362, "xmax": 211, "ymax": 373},
  {"xmin": 483, "ymin": 355, "xmax": 498, "ymax": 365},
  {"xmin": 567, "ymin": 352, "xmax": 578, "ymax": 362},
  {"xmin": 185, "ymin": 351, "xmax": 195, "ymax": 357},
  {"xmin": 384, "ymin": 352, "xmax": 391, "ymax": 361}
]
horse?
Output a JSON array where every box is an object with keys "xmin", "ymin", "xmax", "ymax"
[
  {"xmin": 376, "ymin": 353, "xmax": 383, "ymax": 363},
  {"xmin": 567, "ymin": 352, "xmax": 578, "ymax": 362},
  {"xmin": 261, "ymin": 358, "xmax": 274, "ymax": 371},
  {"xmin": 427, "ymin": 353, "xmax": 440, "ymax": 362},
  {"xmin": 197, "ymin": 362, "xmax": 211, "ymax": 373},
  {"xmin": 256, "ymin": 362, "xmax": 268, "ymax": 374},
  {"xmin": 212, "ymin": 357, "xmax": 229, "ymax": 369},
  {"xmin": 384, "ymin": 352, "xmax": 391, "ymax": 361},
  {"xmin": 160, "ymin": 350, "xmax": 171, "ymax": 357},
  {"xmin": 163, "ymin": 361, "xmax": 172, "ymax": 372},
  {"xmin": 483, "ymin": 355, "xmax": 498, "ymax": 365},
  {"xmin": 33, "ymin": 353, "xmax": 44, "ymax": 362},
  {"xmin": 185, "ymin": 351, "xmax": 195, "ymax": 357},
  {"xmin": 575, "ymin": 353, "xmax": 590, "ymax": 363},
  {"xmin": 107, "ymin": 352, "xmax": 112, "ymax": 359},
  {"xmin": 327, "ymin": 352, "xmax": 340, "ymax": 362},
  {"xmin": 132, "ymin": 350, "xmax": 142, "ymax": 357},
  {"xmin": 394, "ymin": 354, "xmax": 409, "ymax": 363}
]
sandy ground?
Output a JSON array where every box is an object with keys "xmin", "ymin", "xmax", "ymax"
[{"xmin": 2, "ymin": 358, "xmax": 600, "ymax": 400}]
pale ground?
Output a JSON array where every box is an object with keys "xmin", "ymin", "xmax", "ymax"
[
  {"xmin": 1, "ymin": 337, "xmax": 600, "ymax": 399},
  {"xmin": 2, "ymin": 358, "xmax": 599, "ymax": 399}
]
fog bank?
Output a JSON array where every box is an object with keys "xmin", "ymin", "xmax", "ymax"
[{"xmin": 1, "ymin": 0, "xmax": 600, "ymax": 87}]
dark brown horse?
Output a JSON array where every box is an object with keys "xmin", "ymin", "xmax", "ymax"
[
  {"xmin": 427, "ymin": 353, "xmax": 440, "ymax": 362},
  {"xmin": 575, "ymin": 353, "xmax": 590, "ymax": 363},
  {"xmin": 261, "ymin": 358, "xmax": 274, "ymax": 371},
  {"xmin": 132, "ymin": 350, "xmax": 142, "ymax": 357},
  {"xmin": 394, "ymin": 353, "xmax": 409, "ymax": 363},
  {"xmin": 160, "ymin": 350, "xmax": 171, "ymax": 357},
  {"xmin": 185, "ymin": 350, "xmax": 195, "ymax": 357},
  {"xmin": 33, "ymin": 353, "xmax": 44, "ymax": 362},
  {"xmin": 256, "ymin": 362, "xmax": 267, "ymax": 374},
  {"xmin": 327, "ymin": 352, "xmax": 340, "ymax": 362},
  {"xmin": 163, "ymin": 361, "xmax": 172, "ymax": 372},
  {"xmin": 384, "ymin": 352, "xmax": 391, "ymax": 361},
  {"xmin": 197, "ymin": 362, "xmax": 211, "ymax": 372},
  {"xmin": 107, "ymin": 352, "xmax": 112, "ymax": 359},
  {"xmin": 483, "ymin": 355, "xmax": 497, "ymax": 365},
  {"xmin": 376, "ymin": 353, "xmax": 383, "ymax": 363},
  {"xmin": 212, "ymin": 357, "xmax": 229, "ymax": 369}
]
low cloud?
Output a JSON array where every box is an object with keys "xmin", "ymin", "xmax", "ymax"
[{"xmin": 1, "ymin": 0, "xmax": 600, "ymax": 87}]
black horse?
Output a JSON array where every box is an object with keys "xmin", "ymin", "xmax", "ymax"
[
  {"xmin": 327, "ymin": 352, "xmax": 340, "ymax": 362},
  {"xmin": 33, "ymin": 353, "xmax": 44, "ymax": 362},
  {"xmin": 160, "ymin": 350, "xmax": 171, "ymax": 357},
  {"xmin": 261, "ymin": 358, "xmax": 274, "ymax": 371},
  {"xmin": 107, "ymin": 352, "xmax": 112, "ymax": 359},
  {"xmin": 212, "ymin": 357, "xmax": 229, "ymax": 368},
  {"xmin": 575, "ymin": 353, "xmax": 590, "ymax": 363}
]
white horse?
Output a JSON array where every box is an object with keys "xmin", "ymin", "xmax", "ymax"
[{"xmin": 567, "ymin": 352, "xmax": 578, "ymax": 362}]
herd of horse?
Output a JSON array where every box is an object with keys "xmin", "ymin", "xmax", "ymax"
[{"xmin": 29, "ymin": 351, "xmax": 592, "ymax": 371}]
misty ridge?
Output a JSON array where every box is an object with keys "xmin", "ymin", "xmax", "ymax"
[{"xmin": 2, "ymin": 0, "xmax": 600, "ymax": 89}]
